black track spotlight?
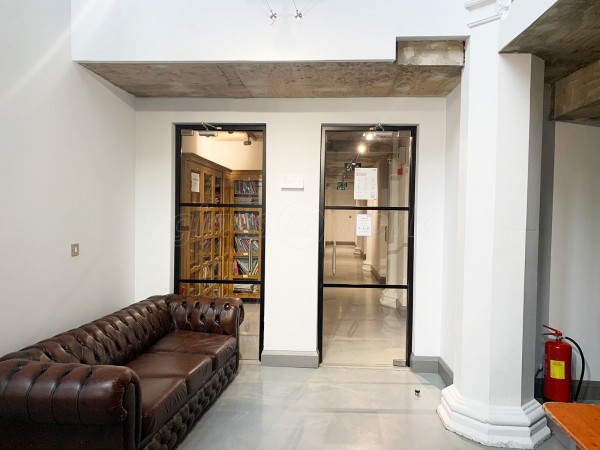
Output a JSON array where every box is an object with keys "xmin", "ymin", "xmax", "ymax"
[
  {"xmin": 293, "ymin": 0, "xmax": 303, "ymax": 20},
  {"xmin": 265, "ymin": 0, "xmax": 277, "ymax": 23}
]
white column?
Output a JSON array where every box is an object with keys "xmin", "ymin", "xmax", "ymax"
[
  {"xmin": 437, "ymin": 20, "xmax": 550, "ymax": 448},
  {"xmin": 361, "ymin": 228, "xmax": 374, "ymax": 272},
  {"xmin": 354, "ymin": 199, "xmax": 366, "ymax": 256},
  {"xmin": 381, "ymin": 157, "xmax": 401, "ymax": 307},
  {"xmin": 362, "ymin": 199, "xmax": 376, "ymax": 272}
]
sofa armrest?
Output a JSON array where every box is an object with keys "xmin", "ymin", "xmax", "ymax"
[
  {"xmin": 167, "ymin": 295, "xmax": 244, "ymax": 337},
  {"xmin": 0, "ymin": 359, "xmax": 140, "ymax": 427}
]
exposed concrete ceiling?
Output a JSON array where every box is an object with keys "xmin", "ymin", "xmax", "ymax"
[
  {"xmin": 501, "ymin": 0, "xmax": 600, "ymax": 122},
  {"xmin": 324, "ymin": 130, "xmax": 412, "ymax": 185},
  {"xmin": 80, "ymin": 40, "xmax": 464, "ymax": 98}
]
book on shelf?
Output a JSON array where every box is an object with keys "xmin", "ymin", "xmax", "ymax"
[
  {"xmin": 234, "ymin": 180, "xmax": 259, "ymax": 195},
  {"xmin": 233, "ymin": 283, "xmax": 259, "ymax": 294},
  {"xmin": 233, "ymin": 236, "xmax": 259, "ymax": 254},
  {"xmin": 233, "ymin": 212, "xmax": 259, "ymax": 231},
  {"xmin": 232, "ymin": 258, "xmax": 259, "ymax": 276}
]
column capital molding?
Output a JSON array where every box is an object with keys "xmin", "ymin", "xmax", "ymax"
[
  {"xmin": 465, "ymin": 0, "xmax": 511, "ymax": 11},
  {"xmin": 466, "ymin": 0, "xmax": 512, "ymax": 28},
  {"xmin": 465, "ymin": 0, "xmax": 495, "ymax": 11}
]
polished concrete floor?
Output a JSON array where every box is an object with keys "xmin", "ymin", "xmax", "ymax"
[
  {"xmin": 322, "ymin": 245, "xmax": 406, "ymax": 366},
  {"xmin": 208, "ymin": 247, "xmax": 565, "ymax": 449},
  {"xmin": 178, "ymin": 363, "xmax": 565, "ymax": 450},
  {"xmin": 240, "ymin": 302, "xmax": 260, "ymax": 360},
  {"xmin": 240, "ymin": 245, "xmax": 405, "ymax": 366}
]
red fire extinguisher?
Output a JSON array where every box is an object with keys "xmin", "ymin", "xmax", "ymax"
[{"xmin": 543, "ymin": 325, "xmax": 572, "ymax": 402}]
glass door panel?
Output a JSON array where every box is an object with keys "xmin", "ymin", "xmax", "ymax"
[
  {"xmin": 320, "ymin": 126, "xmax": 415, "ymax": 367},
  {"xmin": 176, "ymin": 127, "xmax": 266, "ymax": 361},
  {"xmin": 322, "ymin": 287, "xmax": 407, "ymax": 366},
  {"xmin": 203, "ymin": 173, "xmax": 214, "ymax": 203},
  {"xmin": 323, "ymin": 210, "xmax": 409, "ymax": 286}
]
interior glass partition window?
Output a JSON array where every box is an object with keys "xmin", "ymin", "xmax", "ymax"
[{"xmin": 175, "ymin": 126, "xmax": 265, "ymax": 360}]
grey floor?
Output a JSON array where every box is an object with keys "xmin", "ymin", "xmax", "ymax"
[
  {"xmin": 322, "ymin": 284, "xmax": 406, "ymax": 366},
  {"xmin": 224, "ymin": 246, "xmax": 565, "ymax": 449},
  {"xmin": 240, "ymin": 245, "xmax": 406, "ymax": 366},
  {"xmin": 178, "ymin": 363, "xmax": 565, "ymax": 450},
  {"xmin": 240, "ymin": 302, "xmax": 260, "ymax": 360}
]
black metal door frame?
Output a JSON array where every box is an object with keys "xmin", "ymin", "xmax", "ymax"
[
  {"xmin": 317, "ymin": 124, "xmax": 417, "ymax": 365},
  {"xmin": 174, "ymin": 123, "xmax": 267, "ymax": 358}
]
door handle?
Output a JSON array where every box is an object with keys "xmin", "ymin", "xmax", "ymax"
[{"xmin": 332, "ymin": 240, "xmax": 337, "ymax": 276}]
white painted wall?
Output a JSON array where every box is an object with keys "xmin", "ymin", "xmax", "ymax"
[
  {"xmin": 134, "ymin": 97, "xmax": 446, "ymax": 356},
  {"xmin": 549, "ymin": 122, "xmax": 600, "ymax": 381},
  {"xmin": 535, "ymin": 85, "xmax": 555, "ymax": 373},
  {"xmin": 71, "ymin": 0, "xmax": 470, "ymax": 62},
  {"xmin": 181, "ymin": 135, "xmax": 263, "ymax": 171},
  {"xmin": 440, "ymin": 83, "xmax": 461, "ymax": 372},
  {"xmin": 0, "ymin": 0, "xmax": 136, "ymax": 356}
]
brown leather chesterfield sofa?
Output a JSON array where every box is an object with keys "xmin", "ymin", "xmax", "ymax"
[{"xmin": 0, "ymin": 294, "xmax": 244, "ymax": 450}]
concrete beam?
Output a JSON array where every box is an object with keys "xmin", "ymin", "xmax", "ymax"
[
  {"xmin": 80, "ymin": 40, "xmax": 465, "ymax": 98},
  {"xmin": 396, "ymin": 40, "xmax": 464, "ymax": 66},
  {"xmin": 554, "ymin": 59, "xmax": 600, "ymax": 121},
  {"xmin": 501, "ymin": 0, "xmax": 600, "ymax": 83}
]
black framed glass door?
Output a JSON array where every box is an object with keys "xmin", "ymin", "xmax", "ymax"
[
  {"xmin": 318, "ymin": 125, "xmax": 416, "ymax": 366},
  {"xmin": 174, "ymin": 124, "xmax": 266, "ymax": 361}
]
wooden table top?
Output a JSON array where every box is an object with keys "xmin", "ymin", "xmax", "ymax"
[{"xmin": 543, "ymin": 402, "xmax": 600, "ymax": 450}]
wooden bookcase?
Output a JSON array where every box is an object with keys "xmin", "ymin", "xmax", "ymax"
[
  {"xmin": 179, "ymin": 155, "xmax": 262, "ymax": 300},
  {"xmin": 179, "ymin": 154, "xmax": 230, "ymax": 297}
]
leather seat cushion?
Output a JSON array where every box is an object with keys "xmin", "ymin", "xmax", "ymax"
[
  {"xmin": 148, "ymin": 331, "xmax": 237, "ymax": 370},
  {"xmin": 138, "ymin": 377, "xmax": 188, "ymax": 437},
  {"xmin": 126, "ymin": 352, "xmax": 213, "ymax": 392}
]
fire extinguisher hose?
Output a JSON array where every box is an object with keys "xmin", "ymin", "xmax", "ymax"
[{"xmin": 564, "ymin": 336, "xmax": 585, "ymax": 402}]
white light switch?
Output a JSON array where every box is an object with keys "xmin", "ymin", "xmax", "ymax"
[{"xmin": 71, "ymin": 243, "xmax": 79, "ymax": 257}]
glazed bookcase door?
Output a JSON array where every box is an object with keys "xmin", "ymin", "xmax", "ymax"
[
  {"xmin": 178, "ymin": 155, "xmax": 263, "ymax": 300},
  {"xmin": 179, "ymin": 154, "xmax": 227, "ymax": 297},
  {"xmin": 230, "ymin": 171, "xmax": 263, "ymax": 299}
]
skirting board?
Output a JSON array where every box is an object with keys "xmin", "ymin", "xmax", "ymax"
[
  {"xmin": 411, "ymin": 353, "xmax": 454, "ymax": 387},
  {"xmin": 261, "ymin": 350, "xmax": 319, "ymax": 368}
]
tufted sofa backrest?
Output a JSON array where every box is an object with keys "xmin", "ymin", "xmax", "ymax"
[
  {"xmin": 168, "ymin": 295, "xmax": 244, "ymax": 337},
  {"xmin": 2, "ymin": 296, "xmax": 173, "ymax": 366}
]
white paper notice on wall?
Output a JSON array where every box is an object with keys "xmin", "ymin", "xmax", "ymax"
[
  {"xmin": 354, "ymin": 168, "xmax": 377, "ymax": 200},
  {"xmin": 281, "ymin": 174, "xmax": 304, "ymax": 190},
  {"xmin": 191, "ymin": 172, "xmax": 200, "ymax": 193},
  {"xmin": 356, "ymin": 213, "xmax": 372, "ymax": 237}
]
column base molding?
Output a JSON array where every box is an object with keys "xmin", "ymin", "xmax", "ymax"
[
  {"xmin": 380, "ymin": 288, "xmax": 397, "ymax": 308},
  {"xmin": 437, "ymin": 385, "xmax": 550, "ymax": 449}
]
